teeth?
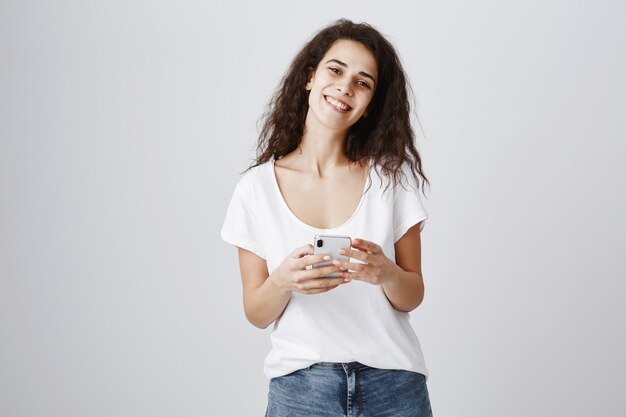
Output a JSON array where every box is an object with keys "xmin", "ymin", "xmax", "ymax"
[{"xmin": 325, "ymin": 96, "xmax": 350, "ymax": 111}]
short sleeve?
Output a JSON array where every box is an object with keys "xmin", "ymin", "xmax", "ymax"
[
  {"xmin": 220, "ymin": 180, "xmax": 266, "ymax": 259},
  {"xmin": 392, "ymin": 165, "xmax": 429, "ymax": 243}
]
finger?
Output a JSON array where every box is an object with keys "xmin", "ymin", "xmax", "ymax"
[
  {"xmin": 339, "ymin": 270, "xmax": 368, "ymax": 283},
  {"xmin": 339, "ymin": 246, "xmax": 368, "ymax": 262},
  {"xmin": 351, "ymin": 238, "xmax": 380, "ymax": 254},
  {"xmin": 306, "ymin": 264, "xmax": 342, "ymax": 278},
  {"xmin": 302, "ymin": 284, "xmax": 340, "ymax": 294},
  {"xmin": 295, "ymin": 264, "xmax": 338, "ymax": 281},
  {"xmin": 304, "ymin": 277, "xmax": 348, "ymax": 291},
  {"xmin": 292, "ymin": 244, "xmax": 314, "ymax": 258},
  {"xmin": 297, "ymin": 253, "xmax": 332, "ymax": 270},
  {"xmin": 332, "ymin": 259, "xmax": 367, "ymax": 273}
]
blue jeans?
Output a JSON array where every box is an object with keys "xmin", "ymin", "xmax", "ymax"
[{"xmin": 265, "ymin": 361, "xmax": 433, "ymax": 417}]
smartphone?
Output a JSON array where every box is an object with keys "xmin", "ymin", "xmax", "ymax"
[{"xmin": 311, "ymin": 234, "xmax": 352, "ymax": 278}]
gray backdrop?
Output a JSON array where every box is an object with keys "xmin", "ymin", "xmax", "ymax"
[{"xmin": 1, "ymin": 1, "xmax": 625, "ymax": 416}]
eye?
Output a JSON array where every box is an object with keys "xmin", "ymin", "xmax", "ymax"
[{"xmin": 328, "ymin": 67, "xmax": 371, "ymax": 88}]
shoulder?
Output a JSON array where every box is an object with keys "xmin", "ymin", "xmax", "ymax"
[
  {"xmin": 235, "ymin": 160, "xmax": 273, "ymax": 190},
  {"xmin": 387, "ymin": 160, "xmax": 420, "ymax": 193},
  {"xmin": 369, "ymin": 160, "xmax": 419, "ymax": 198},
  {"xmin": 229, "ymin": 160, "xmax": 276, "ymax": 208}
]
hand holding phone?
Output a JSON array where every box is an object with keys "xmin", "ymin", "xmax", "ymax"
[{"xmin": 267, "ymin": 243, "xmax": 350, "ymax": 295}]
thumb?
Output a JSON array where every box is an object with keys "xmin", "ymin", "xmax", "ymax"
[{"xmin": 292, "ymin": 243, "xmax": 314, "ymax": 258}]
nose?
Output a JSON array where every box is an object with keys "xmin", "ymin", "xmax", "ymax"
[{"xmin": 336, "ymin": 81, "xmax": 353, "ymax": 96}]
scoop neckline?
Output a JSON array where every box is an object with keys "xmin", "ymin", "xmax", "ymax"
[{"xmin": 269, "ymin": 157, "xmax": 372, "ymax": 233}]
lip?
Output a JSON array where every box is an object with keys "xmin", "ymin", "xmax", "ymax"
[{"xmin": 324, "ymin": 95, "xmax": 352, "ymax": 112}]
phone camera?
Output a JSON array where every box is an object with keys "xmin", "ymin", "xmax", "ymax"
[{"xmin": 317, "ymin": 239, "xmax": 323, "ymax": 248}]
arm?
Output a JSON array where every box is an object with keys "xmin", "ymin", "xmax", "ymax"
[
  {"xmin": 382, "ymin": 222, "xmax": 425, "ymax": 313},
  {"xmin": 335, "ymin": 223, "xmax": 426, "ymax": 313},
  {"xmin": 237, "ymin": 245, "xmax": 348, "ymax": 329},
  {"xmin": 237, "ymin": 247, "xmax": 292, "ymax": 329}
]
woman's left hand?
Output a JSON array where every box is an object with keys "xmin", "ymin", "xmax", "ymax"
[{"xmin": 332, "ymin": 238, "xmax": 400, "ymax": 286}]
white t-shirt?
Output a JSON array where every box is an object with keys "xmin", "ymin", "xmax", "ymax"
[{"xmin": 220, "ymin": 156, "xmax": 430, "ymax": 381}]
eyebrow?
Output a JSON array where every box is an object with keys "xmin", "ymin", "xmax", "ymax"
[{"xmin": 325, "ymin": 59, "xmax": 376, "ymax": 86}]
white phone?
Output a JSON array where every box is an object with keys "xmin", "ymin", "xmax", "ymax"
[{"xmin": 311, "ymin": 234, "xmax": 352, "ymax": 278}]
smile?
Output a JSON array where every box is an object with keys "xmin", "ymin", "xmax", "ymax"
[{"xmin": 324, "ymin": 95, "xmax": 352, "ymax": 112}]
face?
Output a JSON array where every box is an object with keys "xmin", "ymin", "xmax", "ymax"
[{"xmin": 305, "ymin": 39, "xmax": 378, "ymax": 131}]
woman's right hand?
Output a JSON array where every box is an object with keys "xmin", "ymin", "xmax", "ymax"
[{"xmin": 269, "ymin": 244, "xmax": 350, "ymax": 295}]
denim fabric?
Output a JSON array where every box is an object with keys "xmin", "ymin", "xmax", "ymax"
[{"xmin": 265, "ymin": 361, "xmax": 433, "ymax": 417}]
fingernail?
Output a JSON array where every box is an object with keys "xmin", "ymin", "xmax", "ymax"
[
  {"xmin": 323, "ymin": 255, "xmax": 331, "ymax": 260},
  {"xmin": 344, "ymin": 278, "xmax": 351, "ymax": 282},
  {"xmin": 332, "ymin": 260, "xmax": 340, "ymax": 265},
  {"xmin": 338, "ymin": 249, "xmax": 345, "ymax": 254}
]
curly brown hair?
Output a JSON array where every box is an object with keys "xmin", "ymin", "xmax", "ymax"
[{"xmin": 244, "ymin": 18, "xmax": 430, "ymax": 196}]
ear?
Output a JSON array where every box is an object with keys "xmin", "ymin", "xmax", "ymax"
[{"xmin": 305, "ymin": 67, "xmax": 316, "ymax": 91}]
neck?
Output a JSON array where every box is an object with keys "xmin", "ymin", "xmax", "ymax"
[{"xmin": 294, "ymin": 111, "xmax": 352, "ymax": 175}]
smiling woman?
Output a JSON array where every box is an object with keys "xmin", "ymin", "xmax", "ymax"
[{"xmin": 220, "ymin": 18, "xmax": 433, "ymax": 417}]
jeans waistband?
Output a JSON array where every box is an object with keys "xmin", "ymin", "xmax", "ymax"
[{"xmin": 310, "ymin": 361, "xmax": 369, "ymax": 372}]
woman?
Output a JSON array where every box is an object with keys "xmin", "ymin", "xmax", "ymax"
[{"xmin": 221, "ymin": 18, "xmax": 433, "ymax": 417}]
